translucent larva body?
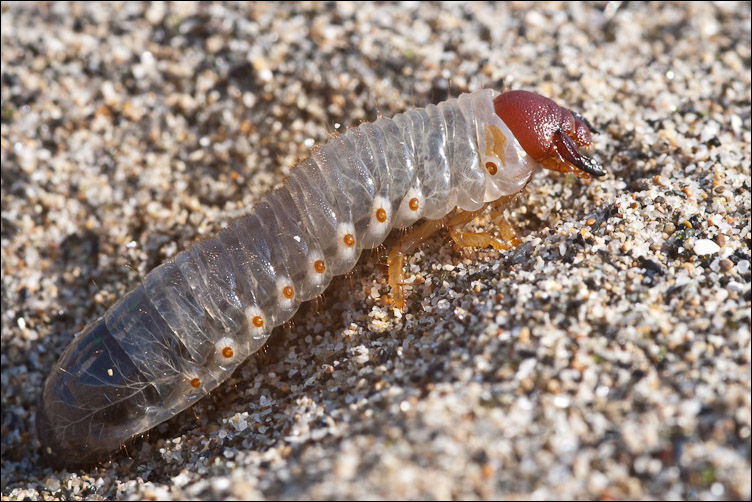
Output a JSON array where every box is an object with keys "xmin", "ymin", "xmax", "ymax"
[{"xmin": 38, "ymin": 89, "xmax": 603, "ymax": 466}]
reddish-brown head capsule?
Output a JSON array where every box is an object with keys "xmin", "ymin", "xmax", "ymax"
[{"xmin": 494, "ymin": 90, "xmax": 605, "ymax": 178}]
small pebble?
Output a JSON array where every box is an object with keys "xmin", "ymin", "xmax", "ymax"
[
  {"xmin": 693, "ymin": 239, "xmax": 721, "ymax": 256},
  {"xmin": 737, "ymin": 260, "xmax": 750, "ymax": 275}
]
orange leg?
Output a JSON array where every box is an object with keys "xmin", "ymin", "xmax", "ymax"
[
  {"xmin": 386, "ymin": 196, "xmax": 521, "ymax": 310},
  {"xmin": 449, "ymin": 195, "xmax": 520, "ymax": 250},
  {"xmin": 387, "ymin": 218, "xmax": 446, "ymax": 310}
]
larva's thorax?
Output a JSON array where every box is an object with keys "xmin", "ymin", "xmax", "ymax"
[{"xmin": 38, "ymin": 89, "xmax": 603, "ymax": 466}]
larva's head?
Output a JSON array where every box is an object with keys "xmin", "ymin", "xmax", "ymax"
[{"xmin": 494, "ymin": 90, "xmax": 605, "ymax": 178}]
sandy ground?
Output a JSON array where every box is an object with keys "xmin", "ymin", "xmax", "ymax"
[{"xmin": 1, "ymin": 2, "xmax": 750, "ymax": 500}]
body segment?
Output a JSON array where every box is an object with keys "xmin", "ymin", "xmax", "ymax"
[{"xmin": 38, "ymin": 89, "xmax": 602, "ymax": 466}]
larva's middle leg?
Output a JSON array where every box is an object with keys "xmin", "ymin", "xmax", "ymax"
[
  {"xmin": 387, "ymin": 218, "xmax": 446, "ymax": 310},
  {"xmin": 448, "ymin": 195, "xmax": 521, "ymax": 251}
]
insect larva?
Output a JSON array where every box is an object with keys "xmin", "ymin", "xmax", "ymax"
[{"xmin": 37, "ymin": 89, "xmax": 604, "ymax": 466}]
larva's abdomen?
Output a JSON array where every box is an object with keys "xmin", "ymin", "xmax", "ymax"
[{"xmin": 39, "ymin": 89, "xmax": 603, "ymax": 466}]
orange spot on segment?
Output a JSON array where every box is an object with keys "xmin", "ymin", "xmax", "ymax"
[
  {"xmin": 252, "ymin": 316, "xmax": 264, "ymax": 328},
  {"xmin": 222, "ymin": 346, "xmax": 234, "ymax": 358},
  {"xmin": 344, "ymin": 234, "xmax": 355, "ymax": 247},
  {"xmin": 283, "ymin": 285, "xmax": 294, "ymax": 299},
  {"xmin": 486, "ymin": 161, "xmax": 498, "ymax": 175},
  {"xmin": 314, "ymin": 260, "xmax": 326, "ymax": 273},
  {"xmin": 409, "ymin": 198, "xmax": 419, "ymax": 211},
  {"xmin": 484, "ymin": 125, "xmax": 508, "ymax": 166},
  {"xmin": 376, "ymin": 207, "xmax": 387, "ymax": 223},
  {"xmin": 190, "ymin": 377, "xmax": 201, "ymax": 388}
]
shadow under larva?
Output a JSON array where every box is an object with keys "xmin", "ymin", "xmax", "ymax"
[{"xmin": 37, "ymin": 88, "xmax": 604, "ymax": 467}]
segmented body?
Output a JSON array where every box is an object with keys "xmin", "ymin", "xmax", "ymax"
[{"xmin": 38, "ymin": 89, "xmax": 601, "ymax": 466}]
